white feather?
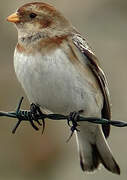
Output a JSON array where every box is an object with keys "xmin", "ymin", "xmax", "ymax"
[{"xmin": 14, "ymin": 48, "xmax": 103, "ymax": 115}]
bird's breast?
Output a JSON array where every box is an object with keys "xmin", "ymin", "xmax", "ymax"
[{"xmin": 14, "ymin": 47, "xmax": 103, "ymax": 115}]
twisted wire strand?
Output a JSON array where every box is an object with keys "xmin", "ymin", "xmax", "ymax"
[{"xmin": 0, "ymin": 97, "xmax": 127, "ymax": 133}]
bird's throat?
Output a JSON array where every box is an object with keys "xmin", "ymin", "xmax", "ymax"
[{"xmin": 19, "ymin": 32, "xmax": 48, "ymax": 45}]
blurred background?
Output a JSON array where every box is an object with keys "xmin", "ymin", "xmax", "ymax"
[{"xmin": 0, "ymin": 0, "xmax": 127, "ymax": 179}]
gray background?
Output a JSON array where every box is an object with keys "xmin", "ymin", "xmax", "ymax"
[{"xmin": 0, "ymin": 0, "xmax": 127, "ymax": 179}]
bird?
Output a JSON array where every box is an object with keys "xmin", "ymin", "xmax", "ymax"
[{"xmin": 7, "ymin": 2, "xmax": 120, "ymax": 174}]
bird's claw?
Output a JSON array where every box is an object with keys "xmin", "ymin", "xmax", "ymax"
[
  {"xmin": 12, "ymin": 97, "xmax": 45, "ymax": 134},
  {"xmin": 66, "ymin": 110, "xmax": 83, "ymax": 142},
  {"xmin": 30, "ymin": 104, "xmax": 45, "ymax": 134}
]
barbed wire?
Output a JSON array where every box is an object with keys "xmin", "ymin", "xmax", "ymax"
[{"xmin": 0, "ymin": 97, "xmax": 127, "ymax": 136}]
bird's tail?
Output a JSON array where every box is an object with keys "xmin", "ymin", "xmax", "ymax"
[{"xmin": 75, "ymin": 123, "xmax": 120, "ymax": 174}]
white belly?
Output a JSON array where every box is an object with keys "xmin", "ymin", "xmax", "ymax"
[{"xmin": 14, "ymin": 48, "xmax": 103, "ymax": 115}]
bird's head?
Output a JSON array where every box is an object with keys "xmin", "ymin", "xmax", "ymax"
[{"xmin": 7, "ymin": 2, "xmax": 72, "ymax": 42}]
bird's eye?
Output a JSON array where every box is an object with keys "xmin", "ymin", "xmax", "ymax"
[{"xmin": 29, "ymin": 13, "xmax": 37, "ymax": 19}]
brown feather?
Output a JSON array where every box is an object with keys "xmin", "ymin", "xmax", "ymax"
[
  {"xmin": 71, "ymin": 33, "xmax": 111, "ymax": 138},
  {"xmin": 18, "ymin": 2, "xmax": 56, "ymax": 15}
]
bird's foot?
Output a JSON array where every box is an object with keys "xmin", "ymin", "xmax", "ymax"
[
  {"xmin": 29, "ymin": 103, "xmax": 45, "ymax": 134},
  {"xmin": 12, "ymin": 97, "xmax": 45, "ymax": 134},
  {"xmin": 66, "ymin": 110, "xmax": 83, "ymax": 142}
]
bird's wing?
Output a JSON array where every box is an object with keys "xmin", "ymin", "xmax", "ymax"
[{"xmin": 68, "ymin": 33, "xmax": 111, "ymax": 138}]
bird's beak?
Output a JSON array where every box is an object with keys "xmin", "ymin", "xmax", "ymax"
[{"xmin": 7, "ymin": 12, "xmax": 20, "ymax": 23}]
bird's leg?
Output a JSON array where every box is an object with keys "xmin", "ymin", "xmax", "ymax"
[
  {"xmin": 30, "ymin": 103, "xmax": 42, "ymax": 126},
  {"xmin": 29, "ymin": 103, "xmax": 45, "ymax": 133},
  {"xmin": 66, "ymin": 110, "xmax": 83, "ymax": 142}
]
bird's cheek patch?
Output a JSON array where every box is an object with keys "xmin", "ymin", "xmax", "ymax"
[{"xmin": 39, "ymin": 19, "xmax": 52, "ymax": 28}]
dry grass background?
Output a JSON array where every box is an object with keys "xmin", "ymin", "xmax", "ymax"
[{"xmin": 0, "ymin": 0, "xmax": 127, "ymax": 179}]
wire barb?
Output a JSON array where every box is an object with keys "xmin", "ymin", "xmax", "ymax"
[
  {"xmin": 12, "ymin": 97, "xmax": 24, "ymax": 134},
  {"xmin": 0, "ymin": 97, "xmax": 127, "ymax": 137}
]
